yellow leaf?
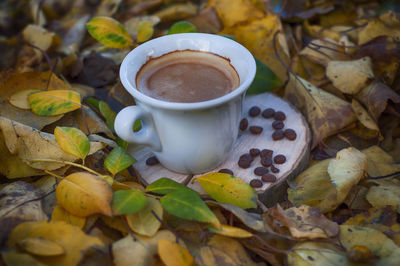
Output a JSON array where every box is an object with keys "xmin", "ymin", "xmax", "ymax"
[
  {"xmin": 2, "ymin": 251, "xmax": 45, "ymax": 266},
  {"xmin": 86, "ymin": 16, "xmax": 133, "ymax": 49},
  {"xmin": 158, "ymin": 239, "xmax": 195, "ymax": 266},
  {"xmin": 366, "ymin": 179, "xmax": 400, "ymax": 211},
  {"xmin": 28, "ymin": 90, "xmax": 81, "ymax": 116},
  {"xmin": 208, "ymin": 0, "xmax": 263, "ymax": 28},
  {"xmin": 100, "ymin": 216, "xmax": 128, "ymax": 234},
  {"xmin": 208, "ymin": 224, "xmax": 253, "ymax": 238},
  {"xmin": 362, "ymin": 145, "xmax": 400, "ymax": 177},
  {"xmin": 8, "ymin": 221, "xmax": 104, "ymax": 266},
  {"xmin": 351, "ymin": 99, "xmax": 380, "ymax": 133},
  {"xmin": 327, "ymin": 147, "xmax": 367, "ymax": 203},
  {"xmin": 358, "ymin": 11, "xmax": 400, "ymax": 45},
  {"xmin": 56, "ymin": 172, "xmax": 113, "ymax": 217},
  {"xmin": 137, "ymin": 21, "xmax": 154, "ymax": 43},
  {"xmin": 288, "ymin": 242, "xmax": 349, "ymax": 265},
  {"xmin": 300, "ymin": 38, "xmax": 348, "ymax": 66},
  {"xmin": 22, "ymin": 25, "xmax": 60, "ymax": 55},
  {"xmin": 126, "ymin": 197, "xmax": 163, "ymax": 237},
  {"xmin": 220, "ymin": 14, "xmax": 289, "ymax": 83},
  {"xmin": 54, "ymin": 127, "xmax": 90, "ymax": 160},
  {"xmin": 326, "ymin": 57, "xmax": 374, "ymax": 95},
  {"xmin": 18, "ymin": 238, "xmax": 64, "ymax": 256},
  {"xmin": 8, "ymin": 89, "xmax": 41, "ymax": 110},
  {"xmin": 153, "ymin": 3, "xmax": 197, "ymax": 22},
  {"xmin": 51, "ymin": 205, "xmax": 86, "ymax": 229}
]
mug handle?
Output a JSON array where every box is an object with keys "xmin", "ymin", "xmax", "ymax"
[{"xmin": 114, "ymin": 106, "xmax": 162, "ymax": 151}]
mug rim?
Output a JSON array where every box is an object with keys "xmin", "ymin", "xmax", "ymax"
[{"xmin": 119, "ymin": 33, "xmax": 256, "ymax": 111}]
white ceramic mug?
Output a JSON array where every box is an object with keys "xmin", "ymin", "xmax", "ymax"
[{"xmin": 115, "ymin": 33, "xmax": 256, "ymax": 174}]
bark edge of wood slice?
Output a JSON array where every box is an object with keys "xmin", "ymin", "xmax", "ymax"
[{"xmin": 129, "ymin": 93, "xmax": 311, "ymax": 207}]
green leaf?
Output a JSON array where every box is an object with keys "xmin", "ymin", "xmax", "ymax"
[
  {"xmin": 220, "ymin": 34, "xmax": 237, "ymax": 41},
  {"xmin": 86, "ymin": 16, "xmax": 132, "ymax": 49},
  {"xmin": 104, "ymin": 146, "xmax": 136, "ymax": 176},
  {"xmin": 145, "ymin": 177, "xmax": 189, "ymax": 195},
  {"xmin": 160, "ymin": 188, "xmax": 220, "ymax": 228},
  {"xmin": 126, "ymin": 197, "xmax": 163, "ymax": 236},
  {"xmin": 54, "ymin": 127, "xmax": 90, "ymax": 160},
  {"xmin": 247, "ymin": 58, "xmax": 282, "ymax": 94},
  {"xmin": 116, "ymin": 137, "xmax": 129, "ymax": 150},
  {"xmin": 167, "ymin": 21, "xmax": 197, "ymax": 35},
  {"xmin": 112, "ymin": 189, "xmax": 147, "ymax": 215},
  {"xmin": 85, "ymin": 97, "xmax": 100, "ymax": 110},
  {"xmin": 28, "ymin": 90, "xmax": 81, "ymax": 116},
  {"xmin": 196, "ymin": 173, "xmax": 257, "ymax": 209},
  {"xmin": 133, "ymin": 119, "xmax": 142, "ymax": 132},
  {"xmin": 137, "ymin": 21, "xmax": 154, "ymax": 43},
  {"xmin": 99, "ymin": 101, "xmax": 116, "ymax": 131}
]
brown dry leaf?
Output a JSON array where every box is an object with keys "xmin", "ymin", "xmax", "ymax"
[
  {"xmin": 186, "ymin": 6, "xmax": 222, "ymax": 34},
  {"xmin": 362, "ymin": 145, "xmax": 400, "ymax": 178},
  {"xmin": 356, "ymin": 81, "xmax": 400, "ymax": 121},
  {"xmin": 112, "ymin": 230, "xmax": 183, "ymax": 266},
  {"xmin": 22, "ymin": 25, "xmax": 61, "ymax": 58},
  {"xmin": 51, "ymin": 205, "xmax": 86, "ymax": 229},
  {"xmin": 124, "ymin": 16, "xmax": 160, "ymax": 40},
  {"xmin": 351, "ymin": 99, "xmax": 380, "ymax": 134},
  {"xmin": 299, "ymin": 38, "xmax": 348, "ymax": 66},
  {"xmin": 100, "ymin": 216, "xmax": 128, "ymax": 235},
  {"xmin": 0, "ymin": 116, "xmax": 105, "ymax": 170},
  {"xmin": 196, "ymin": 235, "xmax": 263, "ymax": 266},
  {"xmin": 327, "ymin": 57, "xmax": 374, "ymax": 95},
  {"xmin": 0, "ymin": 71, "xmax": 70, "ymax": 130},
  {"xmin": 158, "ymin": 239, "xmax": 195, "ymax": 266},
  {"xmin": 56, "ymin": 172, "xmax": 113, "ymax": 217},
  {"xmin": 95, "ymin": 0, "xmax": 123, "ymax": 16},
  {"xmin": 327, "ymin": 147, "xmax": 367, "ymax": 203},
  {"xmin": 358, "ymin": 11, "xmax": 400, "ymax": 45},
  {"xmin": 8, "ymin": 89, "xmax": 40, "ymax": 110},
  {"xmin": 220, "ymin": 13, "xmax": 289, "ymax": 83},
  {"xmin": 208, "ymin": 0, "xmax": 263, "ymax": 28},
  {"xmin": 18, "ymin": 238, "xmax": 65, "ymax": 256},
  {"xmin": 270, "ymin": 205, "xmax": 339, "ymax": 239},
  {"xmin": 284, "ymin": 75, "xmax": 356, "ymax": 148},
  {"xmin": 291, "ymin": 55, "xmax": 328, "ymax": 87},
  {"xmin": 153, "ymin": 2, "xmax": 197, "ymax": 22},
  {"xmin": 8, "ymin": 221, "xmax": 104, "ymax": 266}
]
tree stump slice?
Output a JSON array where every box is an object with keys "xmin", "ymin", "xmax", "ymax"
[{"xmin": 129, "ymin": 93, "xmax": 311, "ymax": 206}]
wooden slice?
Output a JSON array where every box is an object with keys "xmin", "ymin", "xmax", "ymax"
[{"xmin": 129, "ymin": 93, "xmax": 311, "ymax": 206}]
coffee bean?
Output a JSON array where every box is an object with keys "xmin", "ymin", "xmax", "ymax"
[
  {"xmin": 274, "ymin": 111, "xmax": 286, "ymax": 121},
  {"xmin": 272, "ymin": 120, "xmax": 284, "ymax": 130},
  {"xmin": 249, "ymin": 126, "xmax": 263, "ymax": 135},
  {"xmin": 284, "ymin": 129, "xmax": 297, "ymax": 140},
  {"xmin": 238, "ymin": 153, "xmax": 253, "ymax": 168},
  {"xmin": 219, "ymin": 168, "xmax": 234, "ymax": 175},
  {"xmin": 239, "ymin": 118, "xmax": 248, "ymax": 131},
  {"xmin": 146, "ymin": 156, "xmax": 159, "ymax": 166},
  {"xmin": 274, "ymin": 154, "xmax": 286, "ymax": 164},
  {"xmin": 261, "ymin": 108, "xmax": 275, "ymax": 118},
  {"xmin": 249, "ymin": 106, "xmax": 261, "ymax": 117},
  {"xmin": 272, "ymin": 130, "xmax": 284, "ymax": 140},
  {"xmin": 260, "ymin": 149, "xmax": 273, "ymax": 158},
  {"xmin": 239, "ymin": 153, "xmax": 252, "ymax": 161},
  {"xmin": 271, "ymin": 165, "xmax": 280, "ymax": 173},
  {"xmin": 250, "ymin": 179, "xmax": 263, "ymax": 188},
  {"xmin": 254, "ymin": 167, "xmax": 269, "ymax": 176},
  {"xmin": 261, "ymin": 157, "xmax": 272, "ymax": 167},
  {"xmin": 262, "ymin": 174, "xmax": 277, "ymax": 182},
  {"xmin": 250, "ymin": 148, "xmax": 260, "ymax": 157}
]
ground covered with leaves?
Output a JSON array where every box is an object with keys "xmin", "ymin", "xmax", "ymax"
[{"xmin": 1, "ymin": 0, "xmax": 400, "ymax": 265}]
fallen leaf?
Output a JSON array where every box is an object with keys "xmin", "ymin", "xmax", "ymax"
[
  {"xmin": 126, "ymin": 197, "xmax": 162, "ymax": 237},
  {"xmin": 51, "ymin": 205, "xmax": 86, "ymax": 229},
  {"xmin": 100, "ymin": 216, "xmax": 128, "ymax": 235},
  {"xmin": 270, "ymin": 204, "xmax": 339, "ymax": 239},
  {"xmin": 124, "ymin": 15, "xmax": 160, "ymax": 38},
  {"xmin": 137, "ymin": 21, "xmax": 154, "ymax": 43},
  {"xmin": 247, "ymin": 58, "xmax": 283, "ymax": 94},
  {"xmin": 112, "ymin": 189, "xmax": 147, "ymax": 215},
  {"xmin": 0, "ymin": 116, "xmax": 104, "ymax": 170},
  {"xmin": 1, "ymin": 251, "xmax": 45, "ymax": 266},
  {"xmin": 362, "ymin": 145, "xmax": 400, "ymax": 177},
  {"xmin": 160, "ymin": 188, "xmax": 221, "ymax": 229},
  {"xmin": 8, "ymin": 221, "xmax": 104, "ymax": 266},
  {"xmin": 145, "ymin": 177, "xmax": 189, "ymax": 195},
  {"xmin": 358, "ymin": 11, "xmax": 400, "ymax": 45},
  {"xmin": 18, "ymin": 238, "xmax": 65, "ymax": 256},
  {"xmin": 56, "ymin": 172, "xmax": 113, "ymax": 217},
  {"xmin": 327, "ymin": 57, "xmax": 374, "ymax": 95},
  {"xmin": 196, "ymin": 172, "xmax": 257, "ymax": 209},
  {"xmin": 28, "ymin": 90, "xmax": 81, "ymax": 116},
  {"xmin": 351, "ymin": 99, "xmax": 381, "ymax": 133},
  {"xmin": 158, "ymin": 239, "xmax": 195, "ymax": 266},
  {"xmin": 22, "ymin": 25, "xmax": 60, "ymax": 58},
  {"xmin": 285, "ymin": 75, "xmax": 356, "ymax": 148},
  {"xmin": 221, "ymin": 14, "xmax": 289, "ymax": 83},
  {"xmin": 355, "ymin": 36, "xmax": 400, "ymax": 65},
  {"xmin": 327, "ymin": 147, "xmax": 367, "ymax": 203},
  {"xmin": 167, "ymin": 21, "xmax": 197, "ymax": 35},
  {"xmin": 104, "ymin": 146, "xmax": 136, "ymax": 177},
  {"xmin": 287, "ymin": 241, "xmax": 349, "ymax": 265},
  {"xmin": 300, "ymin": 38, "xmax": 348, "ymax": 66},
  {"xmin": 340, "ymin": 225, "xmax": 400, "ymax": 264},
  {"xmin": 356, "ymin": 81, "xmax": 400, "ymax": 121},
  {"xmin": 153, "ymin": 2, "xmax": 198, "ymax": 22},
  {"xmin": 86, "ymin": 16, "xmax": 133, "ymax": 49},
  {"xmin": 185, "ymin": 6, "xmax": 221, "ymax": 33},
  {"xmin": 54, "ymin": 126, "xmax": 90, "ymax": 161},
  {"xmin": 208, "ymin": 224, "xmax": 253, "ymax": 238},
  {"xmin": 288, "ymin": 159, "xmax": 339, "ymax": 213},
  {"xmin": 95, "ymin": 0, "xmax": 122, "ymax": 16},
  {"xmin": 8, "ymin": 89, "xmax": 40, "ymax": 110},
  {"xmin": 366, "ymin": 179, "xmax": 400, "ymax": 212}
]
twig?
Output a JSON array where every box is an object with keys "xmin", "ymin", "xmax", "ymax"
[
  {"xmin": 257, "ymin": 199, "xmax": 269, "ymax": 213},
  {"xmin": 368, "ymin": 171, "xmax": 400, "ymax": 180},
  {"xmin": 278, "ymin": 0, "xmax": 288, "ymax": 17},
  {"xmin": 121, "ymin": 215, "xmax": 137, "ymax": 240},
  {"xmin": 251, "ymin": 234, "xmax": 288, "ymax": 254},
  {"xmin": 151, "ymin": 210, "xmax": 183, "ymax": 243}
]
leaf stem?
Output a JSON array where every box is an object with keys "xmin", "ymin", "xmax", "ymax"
[
  {"xmin": 30, "ymin": 158, "xmax": 102, "ymax": 176},
  {"xmin": 44, "ymin": 170, "xmax": 64, "ymax": 179}
]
